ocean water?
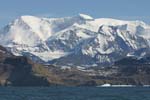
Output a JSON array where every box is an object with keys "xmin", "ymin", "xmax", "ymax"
[{"xmin": 0, "ymin": 87, "xmax": 150, "ymax": 100}]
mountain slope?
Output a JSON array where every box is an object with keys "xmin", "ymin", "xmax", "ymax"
[
  {"xmin": 0, "ymin": 14, "xmax": 150, "ymax": 67},
  {"xmin": 0, "ymin": 45, "xmax": 62, "ymax": 86}
]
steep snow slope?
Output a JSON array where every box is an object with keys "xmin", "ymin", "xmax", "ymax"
[
  {"xmin": 0, "ymin": 14, "xmax": 93, "ymax": 46},
  {"xmin": 0, "ymin": 14, "xmax": 150, "ymax": 67},
  {"xmin": 0, "ymin": 16, "xmax": 52, "ymax": 46}
]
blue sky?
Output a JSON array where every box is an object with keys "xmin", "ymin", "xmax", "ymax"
[{"xmin": 0, "ymin": 0, "xmax": 150, "ymax": 27}]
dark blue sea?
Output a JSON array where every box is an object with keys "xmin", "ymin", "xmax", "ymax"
[{"xmin": 0, "ymin": 87, "xmax": 150, "ymax": 100}]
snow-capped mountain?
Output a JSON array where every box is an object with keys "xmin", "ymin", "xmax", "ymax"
[{"xmin": 0, "ymin": 14, "xmax": 150, "ymax": 67}]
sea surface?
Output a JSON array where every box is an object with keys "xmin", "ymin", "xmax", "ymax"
[{"xmin": 0, "ymin": 87, "xmax": 150, "ymax": 100}]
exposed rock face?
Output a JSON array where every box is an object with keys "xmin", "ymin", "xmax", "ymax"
[
  {"xmin": 0, "ymin": 45, "xmax": 150, "ymax": 86},
  {"xmin": 0, "ymin": 14, "xmax": 150, "ymax": 67},
  {"xmin": 0, "ymin": 45, "xmax": 60, "ymax": 86}
]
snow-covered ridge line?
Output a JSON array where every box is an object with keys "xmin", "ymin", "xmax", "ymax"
[{"xmin": 0, "ymin": 14, "xmax": 150, "ymax": 67}]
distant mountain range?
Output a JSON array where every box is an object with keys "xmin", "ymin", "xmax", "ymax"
[{"xmin": 0, "ymin": 14, "xmax": 150, "ymax": 67}]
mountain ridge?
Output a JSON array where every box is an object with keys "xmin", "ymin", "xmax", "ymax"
[{"xmin": 0, "ymin": 14, "xmax": 150, "ymax": 67}]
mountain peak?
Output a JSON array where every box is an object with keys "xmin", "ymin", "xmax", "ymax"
[
  {"xmin": 78, "ymin": 13, "xmax": 94, "ymax": 20},
  {"xmin": 0, "ymin": 14, "xmax": 150, "ymax": 67},
  {"xmin": 19, "ymin": 15, "xmax": 41, "ymax": 27},
  {"xmin": 20, "ymin": 15, "xmax": 39, "ymax": 19}
]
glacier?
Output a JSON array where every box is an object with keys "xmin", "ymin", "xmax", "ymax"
[{"xmin": 0, "ymin": 14, "xmax": 150, "ymax": 67}]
